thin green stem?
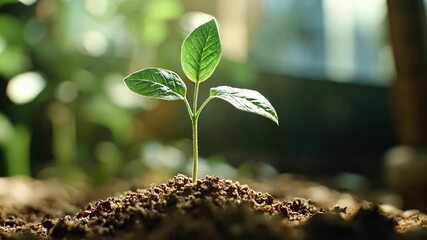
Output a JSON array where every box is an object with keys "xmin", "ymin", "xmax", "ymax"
[
  {"xmin": 191, "ymin": 117, "xmax": 198, "ymax": 183},
  {"xmin": 196, "ymin": 96, "xmax": 214, "ymax": 118},
  {"xmin": 193, "ymin": 82, "xmax": 200, "ymax": 113},
  {"xmin": 191, "ymin": 81, "xmax": 201, "ymax": 182},
  {"xmin": 183, "ymin": 98, "xmax": 193, "ymax": 118}
]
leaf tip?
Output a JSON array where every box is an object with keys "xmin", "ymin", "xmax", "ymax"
[
  {"xmin": 269, "ymin": 113, "xmax": 279, "ymax": 126},
  {"xmin": 208, "ymin": 17, "xmax": 218, "ymax": 26}
]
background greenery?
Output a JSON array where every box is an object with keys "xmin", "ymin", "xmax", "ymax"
[{"xmin": 0, "ymin": 0, "xmax": 396, "ymax": 186}]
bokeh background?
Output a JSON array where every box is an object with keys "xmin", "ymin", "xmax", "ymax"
[{"xmin": 1, "ymin": 0, "xmax": 427, "ymax": 209}]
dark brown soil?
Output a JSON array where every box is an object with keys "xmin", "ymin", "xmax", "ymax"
[{"xmin": 1, "ymin": 174, "xmax": 427, "ymax": 239}]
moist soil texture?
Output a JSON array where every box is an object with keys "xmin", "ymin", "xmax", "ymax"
[{"xmin": 0, "ymin": 174, "xmax": 427, "ymax": 240}]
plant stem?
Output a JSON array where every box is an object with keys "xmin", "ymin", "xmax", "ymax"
[
  {"xmin": 191, "ymin": 82, "xmax": 201, "ymax": 182},
  {"xmin": 191, "ymin": 117, "xmax": 198, "ymax": 183},
  {"xmin": 196, "ymin": 96, "xmax": 213, "ymax": 117},
  {"xmin": 184, "ymin": 99, "xmax": 193, "ymax": 117},
  {"xmin": 193, "ymin": 82, "xmax": 200, "ymax": 113}
]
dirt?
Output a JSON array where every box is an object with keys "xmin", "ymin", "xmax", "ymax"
[{"xmin": 0, "ymin": 174, "xmax": 427, "ymax": 239}]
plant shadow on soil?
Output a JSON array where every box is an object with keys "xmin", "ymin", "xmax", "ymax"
[{"xmin": 1, "ymin": 174, "xmax": 427, "ymax": 239}]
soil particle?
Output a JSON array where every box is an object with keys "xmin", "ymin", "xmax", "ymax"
[{"xmin": 1, "ymin": 174, "xmax": 427, "ymax": 239}]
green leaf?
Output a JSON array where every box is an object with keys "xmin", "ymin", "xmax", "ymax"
[
  {"xmin": 210, "ymin": 86, "xmax": 279, "ymax": 125},
  {"xmin": 181, "ymin": 18, "xmax": 221, "ymax": 82},
  {"xmin": 124, "ymin": 68, "xmax": 186, "ymax": 101}
]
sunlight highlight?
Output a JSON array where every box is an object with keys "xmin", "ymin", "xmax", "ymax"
[
  {"xmin": 19, "ymin": 0, "xmax": 37, "ymax": 6},
  {"xmin": 323, "ymin": 0, "xmax": 355, "ymax": 82},
  {"xmin": 323, "ymin": 0, "xmax": 386, "ymax": 82},
  {"xmin": 84, "ymin": 0, "xmax": 109, "ymax": 16},
  {"xmin": 82, "ymin": 31, "xmax": 108, "ymax": 57},
  {"xmin": 180, "ymin": 12, "xmax": 214, "ymax": 34},
  {"xmin": 7, "ymin": 72, "xmax": 46, "ymax": 104}
]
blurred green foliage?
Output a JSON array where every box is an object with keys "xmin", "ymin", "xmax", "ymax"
[
  {"xmin": 0, "ymin": 1, "xmax": 396, "ymax": 185},
  {"xmin": 0, "ymin": 0, "xmax": 189, "ymax": 184},
  {"xmin": 0, "ymin": 0, "xmax": 255, "ymax": 185}
]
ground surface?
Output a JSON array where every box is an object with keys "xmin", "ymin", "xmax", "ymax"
[{"xmin": 0, "ymin": 174, "xmax": 427, "ymax": 239}]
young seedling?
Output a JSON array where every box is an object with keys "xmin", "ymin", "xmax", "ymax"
[{"xmin": 124, "ymin": 18, "xmax": 279, "ymax": 182}]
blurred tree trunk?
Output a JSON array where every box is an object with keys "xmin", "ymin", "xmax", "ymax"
[{"xmin": 387, "ymin": 0, "xmax": 427, "ymax": 145}]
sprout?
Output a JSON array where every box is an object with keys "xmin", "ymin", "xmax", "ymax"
[{"xmin": 124, "ymin": 18, "xmax": 278, "ymax": 182}]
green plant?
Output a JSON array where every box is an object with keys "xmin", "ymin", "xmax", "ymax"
[{"xmin": 124, "ymin": 18, "xmax": 279, "ymax": 182}]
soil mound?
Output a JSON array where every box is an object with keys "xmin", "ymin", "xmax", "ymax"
[{"xmin": 1, "ymin": 174, "xmax": 427, "ymax": 239}]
